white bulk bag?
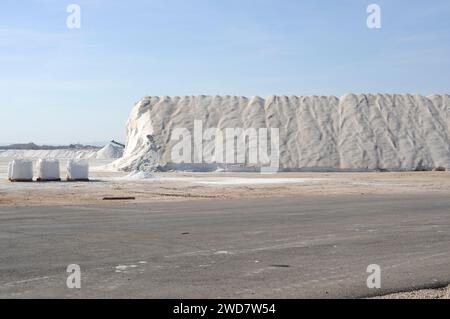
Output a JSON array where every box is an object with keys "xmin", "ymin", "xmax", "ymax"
[
  {"xmin": 9, "ymin": 159, "xmax": 33, "ymax": 181},
  {"xmin": 67, "ymin": 159, "xmax": 89, "ymax": 180},
  {"xmin": 36, "ymin": 159, "xmax": 60, "ymax": 181},
  {"xmin": 7, "ymin": 162, "xmax": 13, "ymax": 180}
]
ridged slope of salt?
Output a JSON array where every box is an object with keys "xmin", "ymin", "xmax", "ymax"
[
  {"xmin": 0, "ymin": 143, "xmax": 124, "ymax": 160},
  {"xmin": 112, "ymin": 94, "xmax": 450, "ymax": 172},
  {"xmin": 95, "ymin": 143, "xmax": 124, "ymax": 159}
]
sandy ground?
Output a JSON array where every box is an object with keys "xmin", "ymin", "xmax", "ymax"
[
  {"xmin": 1, "ymin": 158, "xmax": 450, "ymax": 208},
  {"xmin": 374, "ymin": 284, "xmax": 450, "ymax": 299}
]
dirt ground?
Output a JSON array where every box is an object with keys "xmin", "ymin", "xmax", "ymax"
[
  {"xmin": 1, "ymin": 158, "xmax": 449, "ymax": 208},
  {"xmin": 374, "ymin": 284, "xmax": 450, "ymax": 299}
]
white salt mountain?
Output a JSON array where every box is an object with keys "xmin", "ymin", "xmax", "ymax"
[{"xmin": 112, "ymin": 94, "xmax": 450, "ymax": 172}]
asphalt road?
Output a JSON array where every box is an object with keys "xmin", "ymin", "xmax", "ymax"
[{"xmin": 1, "ymin": 194, "xmax": 450, "ymax": 298}]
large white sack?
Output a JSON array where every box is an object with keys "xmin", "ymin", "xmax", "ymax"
[
  {"xmin": 9, "ymin": 159, "xmax": 33, "ymax": 181},
  {"xmin": 36, "ymin": 159, "xmax": 60, "ymax": 181},
  {"xmin": 67, "ymin": 159, "xmax": 89, "ymax": 180},
  {"xmin": 7, "ymin": 162, "xmax": 13, "ymax": 180}
]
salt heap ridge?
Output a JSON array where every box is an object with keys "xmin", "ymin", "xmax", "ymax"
[{"xmin": 112, "ymin": 94, "xmax": 450, "ymax": 172}]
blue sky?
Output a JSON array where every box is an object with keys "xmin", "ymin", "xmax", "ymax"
[{"xmin": 0, "ymin": 0, "xmax": 449, "ymax": 144}]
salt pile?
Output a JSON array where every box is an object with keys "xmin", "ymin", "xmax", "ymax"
[
  {"xmin": 0, "ymin": 149, "xmax": 98, "ymax": 159},
  {"xmin": 112, "ymin": 94, "xmax": 450, "ymax": 172},
  {"xmin": 95, "ymin": 143, "xmax": 124, "ymax": 159},
  {"xmin": 0, "ymin": 143, "xmax": 124, "ymax": 160},
  {"xmin": 36, "ymin": 159, "xmax": 61, "ymax": 181}
]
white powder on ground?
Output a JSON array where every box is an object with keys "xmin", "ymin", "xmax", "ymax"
[
  {"xmin": 120, "ymin": 170, "xmax": 159, "ymax": 180},
  {"xmin": 194, "ymin": 178, "xmax": 319, "ymax": 185}
]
